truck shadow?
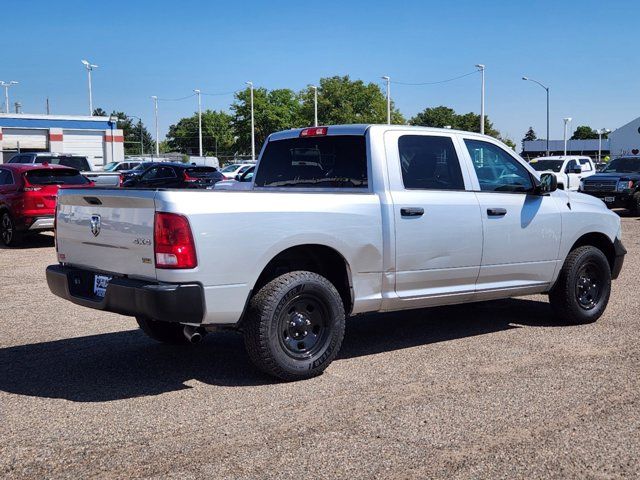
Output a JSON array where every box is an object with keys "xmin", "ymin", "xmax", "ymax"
[
  {"xmin": 0, "ymin": 298, "xmax": 559, "ymax": 402},
  {"xmin": 0, "ymin": 233, "xmax": 55, "ymax": 250}
]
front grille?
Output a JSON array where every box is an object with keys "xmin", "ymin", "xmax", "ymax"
[{"xmin": 583, "ymin": 179, "xmax": 617, "ymax": 192}]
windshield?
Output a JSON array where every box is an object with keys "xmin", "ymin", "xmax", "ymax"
[
  {"xmin": 103, "ymin": 162, "xmax": 119, "ymax": 172},
  {"xmin": 221, "ymin": 164, "xmax": 240, "ymax": 173},
  {"xmin": 530, "ymin": 160, "xmax": 563, "ymax": 172},
  {"xmin": 184, "ymin": 167, "xmax": 221, "ymax": 178},
  {"xmin": 602, "ymin": 158, "xmax": 640, "ymax": 173},
  {"xmin": 25, "ymin": 169, "xmax": 91, "ymax": 185},
  {"xmin": 132, "ymin": 163, "xmax": 150, "ymax": 171}
]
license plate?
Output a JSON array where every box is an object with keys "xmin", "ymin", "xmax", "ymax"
[
  {"xmin": 604, "ymin": 196, "xmax": 615, "ymax": 203},
  {"xmin": 93, "ymin": 274, "xmax": 112, "ymax": 298}
]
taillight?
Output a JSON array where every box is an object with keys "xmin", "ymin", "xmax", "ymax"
[
  {"xmin": 54, "ymin": 204, "xmax": 58, "ymax": 252},
  {"xmin": 300, "ymin": 127, "xmax": 327, "ymax": 137},
  {"xmin": 118, "ymin": 174, "xmax": 124, "ymax": 186},
  {"xmin": 154, "ymin": 212, "xmax": 197, "ymax": 269},
  {"xmin": 183, "ymin": 171, "xmax": 198, "ymax": 183},
  {"xmin": 22, "ymin": 175, "xmax": 42, "ymax": 192}
]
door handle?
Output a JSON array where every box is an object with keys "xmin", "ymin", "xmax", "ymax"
[
  {"xmin": 487, "ymin": 208, "xmax": 507, "ymax": 217},
  {"xmin": 401, "ymin": 207, "xmax": 424, "ymax": 217}
]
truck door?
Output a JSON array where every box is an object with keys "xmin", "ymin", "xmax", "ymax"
[
  {"xmin": 384, "ymin": 131, "xmax": 483, "ymax": 307},
  {"xmin": 461, "ymin": 137, "xmax": 561, "ymax": 293}
]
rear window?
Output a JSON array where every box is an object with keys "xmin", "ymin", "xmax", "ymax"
[
  {"xmin": 25, "ymin": 169, "xmax": 91, "ymax": 185},
  {"xmin": 34, "ymin": 156, "xmax": 90, "ymax": 171},
  {"xmin": 185, "ymin": 167, "xmax": 219, "ymax": 178},
  {"xmin": 254, "ymin": 135, "xmax": 368, "ymax": 189}
]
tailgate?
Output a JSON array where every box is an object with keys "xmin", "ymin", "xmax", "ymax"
[{"xmin": 56, "ymin": 189, "xmax": 157, "ymax": 280}]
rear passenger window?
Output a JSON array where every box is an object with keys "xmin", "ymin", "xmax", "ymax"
[
  {"xmin": 398, "ymin": 135, "xmax": 464, "ymax": 190},
  {"xmin": 254, "ymin": 135, "xmax": 368, "ymax": 189},
  {"xmin": 0, "ymin": 169, "xmax": 13, "ymax": 185}
]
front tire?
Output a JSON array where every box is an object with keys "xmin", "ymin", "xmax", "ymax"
[
  {"xmin": 136, "ymin": 316, "xmax": 190, "ymax": 345},
  {"xmin": 243, "ymin": 271, "xmax": 346, "ymax": 381},
  {"xmin": 549, "ymin": 246, "xmax": 611, "ymax": 324},
  {"xmin": 0, "ymin": 212, "xmax": 21, "ymax": 247}
]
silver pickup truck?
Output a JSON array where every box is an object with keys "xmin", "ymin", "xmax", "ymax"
[{"xmin": 47, "ymin": 125, "xmax": 626, "ymax": 380}]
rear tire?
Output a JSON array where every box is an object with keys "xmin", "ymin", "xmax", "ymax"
[
  {"xmin": 0, "ymin": 212, "xmax": 22, "ymax": 247},
  {"xmin": 549, "ymin": 246, "xmax": 611, "ymax": 324},
  {"xmin": 243, "ymin": 271, "xmax": 346, "ymax": 381},
  {"xmin": 136, "ymin": 316, "xmax": 190, "ymax": 345}
]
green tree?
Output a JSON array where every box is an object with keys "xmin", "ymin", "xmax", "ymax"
[
  {"xmin": 166, "ymin": 110, "xmax": 235, "ymax": 156},
  {"xmin": 522, "ymin": 127, "xmax": 537, "ymax": 142},
  {"xmin": 299, "ymin": 76, "xmax": 404, "ymax": 126},
  {"xmin": 231, "ymin": 87, "xmax": 303, "ymax": 154},
  {"xmin": 409, "ymin": 106, "xmax": 498, "ymax": 137},
  {"xmin": 571, "ymin": 125, "xmax": 603, "ymax": 140},
  {"xmin": 110, "ymin": 111, "xmax": 154, "ymax": 155},
  {"xmin": 92, "ymin": 107, "xmax": 107, "ymax": 117}
]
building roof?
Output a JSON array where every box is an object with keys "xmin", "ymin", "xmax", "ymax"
[
  {"xmin": 522, "ymin": 138, "xmax": 609, "ymax": 152},
  {"xmin": 0, "ymin": 113, "xmax": 113, "ymax": 130}
]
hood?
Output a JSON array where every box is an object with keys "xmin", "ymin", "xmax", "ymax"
[
  {"xmin": 587, "ymin": 172, "xmax": 640, "ymax": 181},
  {"xmin": 567, "ymin": 190, "xmax": 610, "ymax": 209}
]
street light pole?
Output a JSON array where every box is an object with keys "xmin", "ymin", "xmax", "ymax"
[
  {"xmin": 475, "ymin": 65, "xmax": 485, "ymax": 134},
  {"xmin": 522, "ymin": 76, "xmax": 550, "ymax": 156},
  {"xmin": 246, "ymin": 81, "xmax": 255, "ymax": 161},
  {"xmin": 194, "ymin": 89, "xmax": 203, "ymax": 157},
  {"xmin": 381, "ymin": 76, "xmax": 391, "ymax": 125},
  {"xmin": 596, "ymin": 128, "xmax": 610, "ymax": 163},
  {"xmin": 151, "ymin": 96, "xmax": 159, "ymax": 157},
  {"xmin": 563, "ymin": 117, "xmax": 572, "ymax": 155},
  {"xmin": 81, "ymin": 60, "xmax": 98, "ymax": 115},
  {"xmin": 310, "ymin": 85, "xmax": 318, "ymax": 127},
  {"xmin": 0, "ymin": 81, "xmax": 18, "ymax": 114}
]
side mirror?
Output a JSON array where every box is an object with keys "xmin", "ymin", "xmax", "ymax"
[{"xmin": 536, "ymin": 172, "xmax": 557, "ymax": 194}]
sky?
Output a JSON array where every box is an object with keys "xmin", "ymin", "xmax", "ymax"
[{"xmin": 3, "ymin": 0, "xmax": 638, "ymax": 143}]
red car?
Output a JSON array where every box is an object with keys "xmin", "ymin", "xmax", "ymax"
[{"xmin": 0, "ymin": 163, "xmax": 94, "ymax": 247}]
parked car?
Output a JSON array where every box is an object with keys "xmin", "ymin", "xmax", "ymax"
[
  {"xmin": 7, "ymin": 152, "xmax": 120, "ymax": 187},
  {"xmin": 213, "ymin": 165, "xmax": 255, "ymax": 190},
  {"xmin": 219, "ymin": 162, "xmax": 255, "ymax": 179},
  {"xmin": 529, "ymin": 156, "xmax": 596, "ymax": 190},
  {"xmin": 121, "ymin": 163, "xmax": 224, "ymax": 189},
  {"xmin": 101, "ymin": 160, "xmax": 143, "ymax": 172},
  {"xmin": 48, "ymin": 125, "xmax": 625, "ymax": 380},
  {"xmin": 0, "ymin": 164, "xmax": 94, "ymax": 246},
  {"xmin": 578, "ymin": 156, "xmax": 640, "ymax": 214}
]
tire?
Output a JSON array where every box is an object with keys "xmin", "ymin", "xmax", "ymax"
[
  {"xmin": 0, "ymin": 212, "xmax": 21, "ymax": 247},
  {"xmin": 243, "ymin": 271, "xmax": 346, "ymax": 381},
  {"xmin": 549, "ymin": 246, "xmax": 612, "ymax": 324},
  {"xmin": 135, "ymin": 316, "xmax": 190, "ymax": 345},
  {"xmin": 630, "ymin": 192, "xmax": 640, "ymax": 216}
]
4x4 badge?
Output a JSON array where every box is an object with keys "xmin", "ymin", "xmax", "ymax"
[{"xmin": 90, "ymin": 215, "xmax": 101, "ymax": 237}]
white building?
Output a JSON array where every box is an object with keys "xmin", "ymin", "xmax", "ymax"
[
  {"xmin": 0, "ymin": 113, "xmax": 124, "ymax": 166},
  {"xmin": 609, "ymin": 116, "xmax": 640, "ymax": 158}
]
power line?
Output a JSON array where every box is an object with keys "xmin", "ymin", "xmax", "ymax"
[
  {"xmin": 391, "ymin": 70, "xmax": 478, "ymax": 86},
  {"xmin": 157, "ymin": 93, "xmax": 196, "ymax": 102},
  {"xmin": 200, "ymin": 90, "xmax": 238, "ymax": 97}
]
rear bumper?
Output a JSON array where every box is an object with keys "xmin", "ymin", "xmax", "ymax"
[
  {"xmin": 28, "ymin": 216, "xmax": 55, "ymax": 230},
  {"xmin": 612, "ymin": 238, "xmax": 626, "ymax": 280},
  {"xmin": 46, "ymin": 264, "xmax": 204, "ymax": 324}
]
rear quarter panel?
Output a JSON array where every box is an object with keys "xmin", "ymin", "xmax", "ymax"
[{"xmin": 154, "ymin": 190, "xmax": 384, "ymax": 324}]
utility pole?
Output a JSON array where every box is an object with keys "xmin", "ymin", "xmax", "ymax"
[
  {"xmin": 0, "ymin": 81, "xmax": 18, "ymax": 114},
  {"xmin": 310, "ymin": 85, "xmax": 318, "ymax": 127},
  {"xmin": 563, "ymin": 117, "xmax": 572, "ymax": 155},
  {"xmin": 522, "ymin": 76, "xmax": 550, "ymax": 156},
  {"xmin": 381, "ymin": 76, "xmax": 391, "ymax": 124},
  {"xmin": 476, "ymin": 64, "xmax": 485, "ymax": 134},
  {"xmin": 194, "ymin": 89, "xmax": 203, "ymax": 157},
  {"xmin": 151, "ymin": 96, "xmax": 159, "ymax": 157},
  {"xmin": 246, "ymin": 81, "xmax": 255, "ymax": 160}
]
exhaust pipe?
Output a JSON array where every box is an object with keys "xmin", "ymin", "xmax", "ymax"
[{"xmin": 183, "ymin": 325, "xmax": 205, "ymax": 344}]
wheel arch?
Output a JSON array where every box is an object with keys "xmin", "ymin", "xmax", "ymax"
[
  {"xmin": 252, "ymin": 244, "xmax": 354, "ymax": 315},
  {"xmin": 569, "ymin": 232, "xmax": 616, "ymax": 272}
]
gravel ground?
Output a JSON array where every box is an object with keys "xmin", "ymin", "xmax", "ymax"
[{"xmin": 0, "ymin": 215, "xmax": 638, "ymax": 479}]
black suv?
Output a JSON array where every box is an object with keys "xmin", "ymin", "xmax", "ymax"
[
  {"xmin": 8, "ymin": 153, "xmax": 92, "ymax": 171},
  {"xmin": 121, "ymin": 162, "xmax": 224, "ymax": 189},
  {"xmin": 579, "ymin": 156, "xmax": 640, "ymax": 214}
]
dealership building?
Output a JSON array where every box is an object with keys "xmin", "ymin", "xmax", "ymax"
[{"xmin": 0, "ymin": 113, "xmax": 124, "ymax": 166}]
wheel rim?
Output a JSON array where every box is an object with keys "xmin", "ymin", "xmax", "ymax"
[
  {"xmin": 277, "ymin": 292, "xmax": 330, "ymax": 359},
  {"xmin": 1, "ymin": 214, "xmax": 12, "ymax": 244},
  {"xmin": 575, "ymin": 262, "xmax": 603, "ymax": 310}
]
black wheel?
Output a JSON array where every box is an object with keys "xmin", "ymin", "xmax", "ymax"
[
  {"xmin": 135, "ymin": 316, "xmax": 190, "ymax": 345},
  {"xmin": 243, "ymin": 271, "xmax": 346, "ymax": 381},
  {"xmin": 549, "ymin": 246, "xmax": 611, "ymax": 324},
  {"xmin": 630, "ymin": 192, "xmax": 640, "ymax": 216},
  {"xmin": 0, "ymin": 212, "xmax": 21, "ymax": 247}
]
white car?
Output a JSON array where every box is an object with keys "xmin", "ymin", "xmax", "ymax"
[
  {"xmin": 529, "ymin": 156, "xmax": 596, "ymax": 191},
  {"xmin": 219, "ymin": 162, "xmax": 255, "ymax": 179},
  {"xmin": 47, "ymin": 125, "xmax": 625, "ymax": 380}
]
